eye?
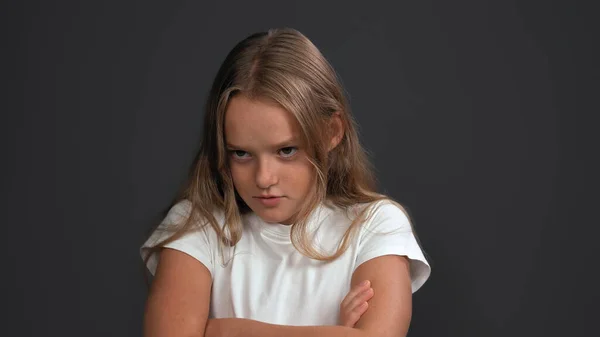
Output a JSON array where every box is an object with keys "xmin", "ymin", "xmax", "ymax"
[
  {"xmin": 278, "ymin": 147, "xmax": 297, "ymax": 158},
  {"xmin": 230, "ymin": 150, "xmax": 251, "ymax": 159}
]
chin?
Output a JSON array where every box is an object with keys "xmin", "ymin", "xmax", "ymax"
[
  {"xmin": 257, "ymin": 213, "xmax": 286, "ymax": 224},
  {"xmin": 254, "ymin": 208, "xmax": 291, "ymax": 224}
]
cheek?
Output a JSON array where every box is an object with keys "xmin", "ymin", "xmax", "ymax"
[
  {"xmin": 229, "ymin": 165, "xmax": 251, "ymax": 189},
  {"xmin": 286, "ymin": 160, "xmax": 315, "ymax": 190}
]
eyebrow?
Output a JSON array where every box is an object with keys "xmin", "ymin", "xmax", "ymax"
[{"xmin": 226, "ymin": 137, "xmax": 298, "ymax": 150}]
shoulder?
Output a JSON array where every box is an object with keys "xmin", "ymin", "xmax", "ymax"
[
  {"xmin": 350, "ymin": 199, "xmax": 431, "ymax": 292},
  {"xmin": 316, "ymin": 199, "xmax": 411, "ymax": 236},
  {"xmin": 162, "ymin": 199, "xmax": 193, "ymax": 226},
  {"xmin": 144, "ymin": 199, "xmax": 229, "ymax": 251},
  {"xmin": 142, "ymin": 199, "xmax": 227, "ymax": 276},
  {"xmin": 352, "ymin": 199, "xmax": 412, "ymax": 232},
  {"xmin": 160, "ymin": 199, "xmax": 228, "ymax": 231}
]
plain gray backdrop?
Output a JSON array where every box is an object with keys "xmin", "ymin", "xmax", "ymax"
[{"xmin": 3, "ymin": 0, "xmax": 597, "ymax": 336}]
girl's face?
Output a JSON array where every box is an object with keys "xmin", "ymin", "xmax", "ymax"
[{"xmin": 224, "ymin": 94, "xmax": 315, "ymax": 225}]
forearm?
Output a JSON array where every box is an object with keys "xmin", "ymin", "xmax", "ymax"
[{"xmin": 207, "ymin": 318, "xmax": 368, "ymax": 337}]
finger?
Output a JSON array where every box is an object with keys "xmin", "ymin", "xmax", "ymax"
[
  {"xmin": 341, "ymin": 302, "xmax": 368, "ymax": 327},
  {"xmin": 360, "ymin": 286, "xmax": 375, "ymax": 301},
  {"xmin": 346, "ymin": 287, "xmax": 374, "ymax": 312},
  {"xmin": 348, "ymin": 302, "xmax": 369, "ymax": 327},
  {"xmin": 340, "ymin": 280, "xmax": 370, "ymax": 309},
  {"xmin": 341, "ymin": 284, "xmax": 372, "ymax": 313}
]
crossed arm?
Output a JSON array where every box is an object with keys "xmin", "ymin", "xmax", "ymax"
[{"xmin": 144, "ymin": 249, "xmax": 413, "ymax": 337}]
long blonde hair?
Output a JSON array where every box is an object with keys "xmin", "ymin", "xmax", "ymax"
[{"xmin": 144, "ymin": 27, "xmax": 413, "ymax": 265}]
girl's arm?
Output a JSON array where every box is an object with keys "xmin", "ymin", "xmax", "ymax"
[
  {"xmin": 144, "ymin": 248, "xmax": 212, "ymax": 337},
  {"xmin": 206, "ymin": 255, "xmax": 413, "ymax": 337}
]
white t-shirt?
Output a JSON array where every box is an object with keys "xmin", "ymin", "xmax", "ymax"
[{"xmin": 141, "ymin": 199, "xmax": 430, "ymax": 326}]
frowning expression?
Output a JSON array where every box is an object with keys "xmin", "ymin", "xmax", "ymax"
[{"xmin": 224, "ymin": 94, "xmax": 315, "ymax": 224}]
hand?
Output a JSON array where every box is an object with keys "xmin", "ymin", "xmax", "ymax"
[{"xmin": 338, "ymin": 280, "xmax": 374, "ymax": 327}]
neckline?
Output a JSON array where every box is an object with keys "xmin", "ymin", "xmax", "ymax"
[{"xmin": 249, "ymin": 203, "xmax": 334, "ymax": 241}]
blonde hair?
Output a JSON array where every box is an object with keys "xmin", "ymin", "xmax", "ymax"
[{"xmin": 144, "ymin": 27, "xmax": 414, "ymax": 266}]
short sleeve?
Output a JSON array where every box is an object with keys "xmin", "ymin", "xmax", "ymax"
[
  {"xmin": 140, "ymin": 200, "xmax": 215, "ymax": 277},
  {"xmin": 355, "ymin": 201, "xmax": 431, "ymax": 293}
]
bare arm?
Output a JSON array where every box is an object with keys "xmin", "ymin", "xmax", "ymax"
[
  {"xmin": 144, "ymin": 248, "xmax": 213, "ymax": 337},
  {"xmin": 206, "ymin": 255, "xmax": 412, "ymax": 337}
]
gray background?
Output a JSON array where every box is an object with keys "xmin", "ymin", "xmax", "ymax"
[{"xmin": 3, "ymin": 0, "xmax": 597, "ymax": 336}]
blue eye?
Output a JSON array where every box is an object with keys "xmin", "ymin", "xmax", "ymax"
[{"xmin": 279, "ymin": 147, "xmax": 297, "ymax": 158}]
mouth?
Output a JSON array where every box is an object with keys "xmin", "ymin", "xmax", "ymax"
[{"xmin": 253, "ymin": 195, "xmax": 284, "ymax": 207}]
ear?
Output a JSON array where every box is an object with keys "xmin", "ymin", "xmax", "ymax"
[{"xmin": 328, "ymin": 112, "xmax": 344, "ymax": 152}]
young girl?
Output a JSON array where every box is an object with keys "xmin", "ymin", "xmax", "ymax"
[{"xmin": 141, "ymin": 28, "xmax": 430, "ymax": 337}]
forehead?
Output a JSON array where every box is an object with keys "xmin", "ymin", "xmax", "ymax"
[{"xmin": 224, "ymin": 95, "xmax": 302, "ymax": 146}]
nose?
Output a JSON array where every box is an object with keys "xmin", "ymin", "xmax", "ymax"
[{"xmin": 255, "ymin": 157, "xmax": 278, "ymax": 190}]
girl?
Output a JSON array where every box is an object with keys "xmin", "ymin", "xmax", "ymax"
[{"xmin": 141, "ymin": 28, "xmax": 430, "ymax": 337}]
